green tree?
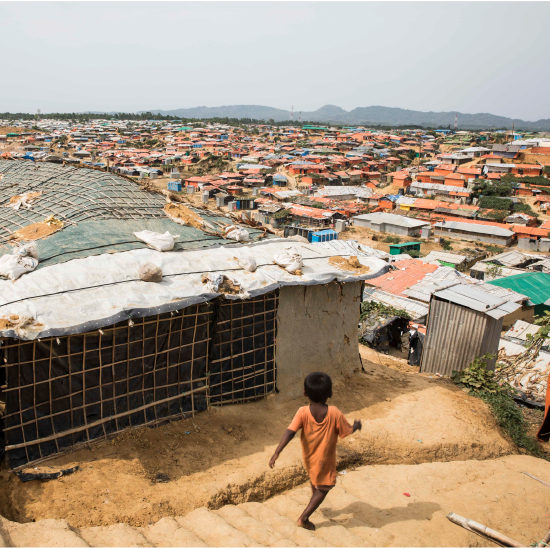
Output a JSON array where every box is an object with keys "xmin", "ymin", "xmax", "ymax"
[
  {"xmin": 472, "ymin": 179, "xmax": 513, "ymax": 199},
  {"xmin": 478, "ymin": 196, "xmax": 513, "ymax": 210}
]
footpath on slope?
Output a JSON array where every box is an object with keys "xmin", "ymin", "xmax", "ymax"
[
  {"xmin": 1, "ymin": 455, "xmax": 549, "ymax": 547},
  {"xmin": 0, "ymin": 348, "xmax": 516, "ymax": 529}
]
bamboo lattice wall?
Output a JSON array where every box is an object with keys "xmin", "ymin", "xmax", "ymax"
[{"xmin": 1, "ymin": 292, "xmax": 278, "ymax": 469}]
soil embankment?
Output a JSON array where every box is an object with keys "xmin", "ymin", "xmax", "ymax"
[{"xmin": 0, "ymin": 351, "xmax": 516, "ymax": 529}]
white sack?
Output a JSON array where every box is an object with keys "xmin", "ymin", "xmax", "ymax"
[
  {"xmin": 0, "ymin": 254, "xmax": 39, "ymax": 282},
  {"xmin": 14, "ymin": 241, "xmax": 39, "ymax": 259},
  {"xmin": 133, "ymin": 230, "xmax": 179, "ymax": 252},
  {"xmin": 238, "ymin": 256, "xmax": 257, "ymax": 272},
  {"xmin": 138, "ymin": 262, "xmax": 163, "ymax": 283},
  {"xmin": 225, "ymin": 225, "xmax": 250, "ymax": 242},
  {"xmin": 273, "ymin": 246, "xmax": 303, "ymax": 274},
  {"xmin": 288, "ymin": 235, "xmax": 309, "ymax": 244}
]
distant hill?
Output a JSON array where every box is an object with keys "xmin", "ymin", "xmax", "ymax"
[{"xmin": 142, "ymin": 104, "xmax": 550, "ymax": 130}]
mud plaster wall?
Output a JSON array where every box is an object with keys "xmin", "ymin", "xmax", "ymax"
[
  {"xmin": 275, "ymin": 281, "xmax": 362, "ymax": 399},
  {"xmin": 501, "ymin": 304, "xmax": 535, "ymax": 330}
]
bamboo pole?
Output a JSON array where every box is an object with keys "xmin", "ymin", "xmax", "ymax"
[
  {"xmin": 5, "ymin": 386, "xmax": 208, "ymax": 451},
  {"xmin": 446, "ymin": 513, "xmax": 526, "ymax": 547},
  {"xmin": 522, "ymin": 472, "xmax": 550, "ymax": 489},
  {"xmin": 538, "ymin": 529, "xmax": 550, "ymax": 547}
]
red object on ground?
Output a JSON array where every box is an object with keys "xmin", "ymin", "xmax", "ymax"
[
  {"xmin": 537, "ymin": 373, "xmax": 550, "ymax": 441},
  {"xmin": 403, "ymin": 493, "xmax": 411, "ymax": 497}
]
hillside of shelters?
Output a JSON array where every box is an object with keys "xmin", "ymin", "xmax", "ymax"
[
  {"xmin": 3, "ymin": 120, "xmax": 550, "ymax": 382},
  {"xmin": 1, "ymin": 120, "xmax": 550, "ymax": 546},
  {"xmin": 3, "ymin": 120, "xmax": 550, "ymax": 406},
  {"xmin": 0, "ymin": 158, "xmax": 397, "ymax": 471}
]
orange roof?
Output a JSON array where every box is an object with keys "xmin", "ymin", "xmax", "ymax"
[
  {"xmin": 289, "ymin": 205, "xmax": 334, "ymax": 219},
  {"xmin": 415, "ymin": 201, "xmax": 478, "ymax": 211},
  {"xmin": 511, "ymin": 225, "xmax": 549, "ymax": 237},
  {"xmin": 457, "ymin": 167, "xmax": 482, "ymax": 175},
  {"xmin": 366, "ymin": 259, "xmax": 439, "ymax": 297},
  {"xmin": 412, "ymin": 199, "xmax": 441, "ymax": 210},
  {"xmin": 447, "ymin": 203, "xmax": 477, "ymax": 211}
]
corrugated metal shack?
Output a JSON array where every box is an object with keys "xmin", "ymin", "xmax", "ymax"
[
  {"xmin": 421, "ymin": 283, "xmax": 521, "ymax": 376},
  {"xmin": 352, "ymin": 212, "xmax": 430, "ymax": 237}
]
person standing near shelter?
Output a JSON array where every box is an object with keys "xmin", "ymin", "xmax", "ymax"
[{"xmin": 269, "ymin": 372, "xmax": 361, "ymax": 530}]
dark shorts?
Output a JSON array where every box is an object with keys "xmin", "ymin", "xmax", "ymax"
[{"xmin": 312, "ymin": 484, "xmax": 334, "ymax": 492}]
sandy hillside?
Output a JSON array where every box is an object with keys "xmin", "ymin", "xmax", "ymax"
[
  {"xmin": 0, "ymin": 350, "xmax": 518, "ymax": 529},
  {"xmin": 339, "ymin": 225, "xmax": 490, "ymax": 257},
  {"xmin": 300, "ymin": 454, "xmax": 550, "ymax": 547}
]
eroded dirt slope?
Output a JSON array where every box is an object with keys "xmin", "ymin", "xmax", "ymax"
[{"xmin": 0, "ymin": 353, "xmax": 517, "ymax": 529}]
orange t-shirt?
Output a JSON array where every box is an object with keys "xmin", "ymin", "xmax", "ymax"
[{"xmin": 288, "ymin": 405, "xmax": 353, "ymax": 487}]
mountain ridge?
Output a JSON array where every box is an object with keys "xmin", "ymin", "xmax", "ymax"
[{"xmin": 139, "ymin": 104, "xmax": 550, "ymax": 130}]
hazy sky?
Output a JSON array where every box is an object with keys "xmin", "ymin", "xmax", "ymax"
[{"xmin": 2, "ymin": 2, "xmax": 550, "ymax": 120}]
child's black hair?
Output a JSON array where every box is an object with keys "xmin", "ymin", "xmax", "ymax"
[{"xmin": 304, "ymin": 372, "xmax": 332, "ymax": 403}]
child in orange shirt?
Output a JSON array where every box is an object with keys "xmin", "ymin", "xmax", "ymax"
[{"xmin": 269, "ymin": 372, "xmax": 361, "ymax": 530}]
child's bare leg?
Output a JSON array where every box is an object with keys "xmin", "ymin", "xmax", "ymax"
[
  {"xmin": 298, "ymin": 486, "xmax": 330, "ymax": 530},
  {"xmin": 310, "ymin": 483, "xmax": 315, "ymax": 496}
]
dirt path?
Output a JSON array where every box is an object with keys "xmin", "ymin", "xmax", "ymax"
[
  {"xmin": 0, "ymin": 354, "xmax": 517, "ymax": 529},
  {"xmin": 314, "ymin": 454, "xmax": 550, "ymax": 547},
  {"xmin": 278, "ymin": 166, "xmax": 297, "ymax": 190},
  {"xmin": 2, "ymin": 454, "xmax": 549, "ymax": 548},
  {"xmin": 339, "ymin": 225, "xmax": 451, "ymax": 256}
]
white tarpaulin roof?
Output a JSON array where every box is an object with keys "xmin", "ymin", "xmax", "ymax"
[
  {"xmin": 504, "ymin": 320, "xmax": 550, "ymax": 347},
  {"xmin": 320, "ymin": 239, "xmax": 391, "ymax": 260},
  {"xmin": 0, "ymin": 238, "xmax": 388, "ymax": 340},
  {"xmin": 362, "ymin": 287, "xmax": 429, "ymax": 320}
]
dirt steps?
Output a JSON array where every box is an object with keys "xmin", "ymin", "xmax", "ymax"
[
  {"xmin": 138, "ymin": 517, "xmax": 208, "ymax": 547},
  {"xmin": 1, "ymin": 455, "xmax": 550, "ymax": 547},
  {"xmin": 0, "ymin": 483, "xmax": 367, "ymax": 548}
]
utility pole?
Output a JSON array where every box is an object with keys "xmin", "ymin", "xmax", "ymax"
[{"xmin": 454, "ymin": 113, "xmax": 458, "ymax": 131}]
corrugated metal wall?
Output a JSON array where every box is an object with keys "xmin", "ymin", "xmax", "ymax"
[{"xmin": 420, "ymin": 297, "xmax": 503, "ymax": 376}]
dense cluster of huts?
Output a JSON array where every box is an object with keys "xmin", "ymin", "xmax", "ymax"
[
  {"xmin": 2, "ymin": 119, "xmax": 550, "ymax": 467},
  {"xmin": 2, "ymin": 119, "xmax": 550, "ymax": 249}
]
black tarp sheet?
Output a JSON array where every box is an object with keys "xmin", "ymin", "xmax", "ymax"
[
  {"xmin": 209, "ymin": 292, "xmax": 277, "ymax": 404},
  {"xmin": 2, "ymin": 293, "xmax": 278, "ymax": 469},
  {"xmin": 408, "ymin": 331, "xmax": 425, "ymax": 366}
]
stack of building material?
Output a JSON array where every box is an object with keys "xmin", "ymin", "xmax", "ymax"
[{"xmin": 498, "ymin": 320, "xmax": 550, "ymax": 403}]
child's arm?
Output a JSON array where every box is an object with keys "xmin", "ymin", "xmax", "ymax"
[
  {"xmin": 269, "ymin": 429, "xmax": 296, "ymax": 468},
  {"xmin": 337, "ymin": 410, "xmax": 362, "ymax": 439}
]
